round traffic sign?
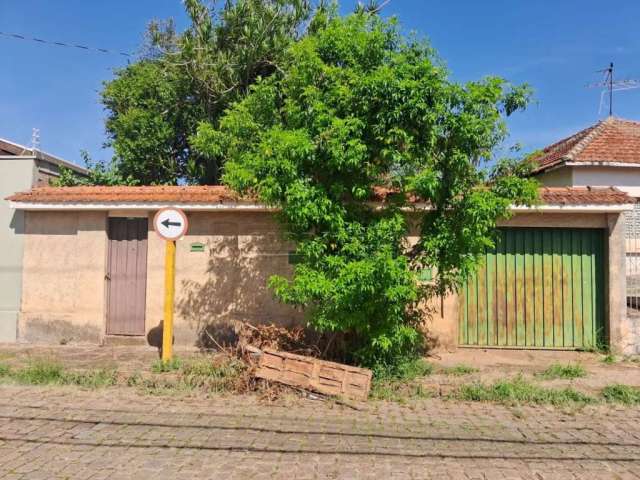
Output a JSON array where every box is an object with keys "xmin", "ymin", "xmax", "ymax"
[{"xmin": 153, "ymin": 208, "xmax": 189, "ymax": 240}]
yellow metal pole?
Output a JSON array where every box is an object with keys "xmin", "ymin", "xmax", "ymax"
[{"xmin": 162, "ymin": 240, "xmax": 176, "ymax": 362}]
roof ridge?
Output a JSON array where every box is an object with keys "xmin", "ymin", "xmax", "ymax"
[{"xmin": 564, "ymin": 119, "xmax": 608, "ymax": 161}]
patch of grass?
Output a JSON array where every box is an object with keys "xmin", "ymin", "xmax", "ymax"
[
  {"xmin": 538, "ymin": 363, "xmax": 587, "ymax": 380},
  {"xmin": 0, "ymin": 363, "xmax": 10, "ymax": 376},
  {"xmin": 132, "ymin": 356, "xmax": 248, "ymax": 396},
  {"xmin": 0, "ymin": 360, "xmax": 118, "ymax": 389},
  {"xmin": 151, "ymin": 357, "xmax": 182, "ymax": 373},
  {"xmin": 440, "ymin": 364, "xmax": 478, "ymax": 376},
  {"xmin": 125, "ymin": 373, "xmax": 194, "ymax": 396},
  {"xmin": 601, "ymin": 354, "xmax": 616, "ymax": 364},
  {"xmin": 456, "ymin": 376, "xmax": 596, "ymax": 407},
  {"xmin": 181, "ymin": 356, "xmax": 246, "ymax": 392},
  {"xmin": 370, "ymin": 358, "xmax": 434, "ymax": 402},
  {"xmin": 62, "ymin": 369, "xmax": 118, "ymax": 388},
  {"xmin": 602, "ymin": 384, "xmax": 640, "ymax": 405},
  {"xmin": 14, "ymin": 360, "xmax": 64, "ymax": 385},
  {"xmin": 373, "ymin": 358, "xmax": 433, "ymax": 382},
  {"xmin": 370, "ymin": 381, "xmax": 433, "ymax": 402}
]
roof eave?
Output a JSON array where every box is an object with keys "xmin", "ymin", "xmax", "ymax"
[{"xmin": 9, "ymin": 200, "xmax": 634, "ymax": 213}]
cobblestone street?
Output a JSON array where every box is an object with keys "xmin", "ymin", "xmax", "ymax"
[{"xmin": 0, "ymin": 385, "xmax": 639, "ymax": 479}]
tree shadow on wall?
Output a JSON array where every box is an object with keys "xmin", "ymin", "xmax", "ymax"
[{"xmin": 176, "ymin": 236, "xmax": 303, "ymax": 350}]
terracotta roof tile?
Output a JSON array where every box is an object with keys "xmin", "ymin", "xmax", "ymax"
[
  {"xmin": 533, "ymin": 117, "xmax": 640, "ymax": 172},
  {"xmin": 538, "ymin": 186, "xmax": 634, "ymax": 205},
  {"xmin": 6, "ymin": 185, "xmax": 635, "ymax": 207},
  {"xmin": 6, "ymin": 185, "xmax": 241, "ymax": 204}
]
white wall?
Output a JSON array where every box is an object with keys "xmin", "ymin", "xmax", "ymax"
[
  {"xmin": 572, "ymin": 167, "xmax": 640, "ymax": 197},
  {"xmin": 0, "ymin": 158, "xmax": 36, "ymax": 341}
]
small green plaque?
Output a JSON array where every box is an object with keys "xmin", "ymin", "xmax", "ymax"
[
  {"xmin": 190, "ymin": 242, "xmax": 205, "ymax": 253},
  {"xmin": 418, "ymin": 268, "xmax": 433, "ymax": 282}
]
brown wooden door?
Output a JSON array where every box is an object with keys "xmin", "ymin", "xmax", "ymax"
[{"xmin": 106, "ymin": 218, "xmax": 148, "ymax": 335}]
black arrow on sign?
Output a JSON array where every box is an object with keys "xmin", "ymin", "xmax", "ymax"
[{"xmin": 161, "ymin": 218, "xmax": 182, "ymax": 228}]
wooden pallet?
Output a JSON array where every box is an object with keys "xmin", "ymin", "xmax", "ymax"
[{"xmin": 255, "ymin": 349, "xmax": 372, "ymax": 401}]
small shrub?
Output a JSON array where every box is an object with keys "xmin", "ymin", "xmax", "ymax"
[
  {"xmin": 602, "ymin": 384, "xmax": 640, "ymax": 405},
  {"xmin": 441, "ymin": 364, "xmax": 478, "ymax": 376},
  {"xmin": 15, "ymin": 360, "xmax": 64, "ymax": 385},
  {"xmin": 456, "ymin": 376, "xmax": 596, "ymax": 406},
  {"xmin": 152, "ymin": 357, "xmax": 182, "ymax": 373},
  {"xmin": 538, "ymin": 363, "xmax": 587, "ymax": 380}
]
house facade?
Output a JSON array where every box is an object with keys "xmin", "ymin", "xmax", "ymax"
[
  {"xmin": 533, "ymin": 117, "xmax": 640, "ymax": 197},
  {"xmin": 7, "ymin": 185, "xmax": 638, "ymax": 354},
  {"xmin": 533, "ymin": 117, "xmax": 640, "ymax": 347},
  {"xmin": 0, "ymin": 139, "xmax": 87, "ymax": 342}
]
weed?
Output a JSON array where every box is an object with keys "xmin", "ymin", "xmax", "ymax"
[
  {"xmin": 370, "ymin": 358, "xmax": 434, "ymax": 402},
  {"xmin": 62, "ymin": 369, "xmax": 118, "ymax": 388},
  {"xmin": 14, "ymin": 360, "xmax": 64, "ymax": 385},
  {"xmin": 370, "ymin": 379, "xmax": 433, "ymax": 402},
  {"xmin": 456, "ymin": 376, "xmax": 596, "ymax": 406},
  {"xmin": 538, "ymin": 363, "xmax": 587, "ymax": 380},
  {"xmin": 602, "ymin": 384, "xmax": 640, "ymax": 405},
  {"xmin": 373, "ymin": 358, "xmax": 433, "ymax": 382},
  {"xmin": 440, "ymin": 364, "xmax": 478, "ymax": 376},
  {"xmin": 0, "ymin": 363, "xmax": 10, "ymax": 376},
  {"xmin": 126, "ymin": 375, "xmax": 193, "ymax": 396},
  {"xmin": 601, "ymin": 354, "xmax": 616, "ymax": 364},
  {"xmin": 181, "ymin": 356, "xmax": 246, "ymax": 392},
  {"xmin": 152, "ymin": 357, "xmax": 182, "ymax": 373}
]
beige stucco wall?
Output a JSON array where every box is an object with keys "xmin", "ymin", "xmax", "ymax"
[
  {"xmin": 146, "ymin": 211, "xmax": 303, "ymax": 347},
  {"xmin": 17, "ymin": 209, "xmax": 633, "ymax": 352},
  {"xmin": 20, "ymin": 211, "xmax": 107, "ymax": 343},
  {"xmin": 19, "ymin": 210, "xmax": 302, "ymax": 346}
]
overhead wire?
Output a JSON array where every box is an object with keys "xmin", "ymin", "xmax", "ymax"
[{"xmin": 0, "ymin": 30, "xmax": 132, "ymax": 57}]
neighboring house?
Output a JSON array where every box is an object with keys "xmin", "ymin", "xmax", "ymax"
[
  {"xmin": 533, "ymin": 117, "xmax": 640, "ymax": 196},
  {"xmin": 0, "ymin": 139, "xmax": 87, "ymax": 342},
  {"xmin": 532, "ymin": 117, "xmax": 640, "ymax": 337},
  {"xmin": 6, "ymin": 185, "xmax": 638, "ymax": 354}
]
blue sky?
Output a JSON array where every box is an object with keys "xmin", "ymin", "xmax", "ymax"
[{"xmin": 1, "ymin": 0, "xmax": 639, "ymax": 166}]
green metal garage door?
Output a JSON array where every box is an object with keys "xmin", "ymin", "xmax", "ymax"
[{"xmin": 459, "ymin": 228, "xmax": 605, "ymax": 349}]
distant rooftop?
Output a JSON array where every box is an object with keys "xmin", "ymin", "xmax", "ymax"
[
  {"xmin": 0, "ymin": 138, "xmax": 87, "ymax": 174},
  {"xmin": 532, "ymin": 117, "xmax": 640, "ymax": 174}
]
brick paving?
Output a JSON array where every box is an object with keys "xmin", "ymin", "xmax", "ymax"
[{"xmin": 0, "ymin": 386, "xmax": 639, "ymax": 479}]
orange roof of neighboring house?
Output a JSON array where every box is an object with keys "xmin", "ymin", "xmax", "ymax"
[
  {"xmin": 6, "ymin": 185, "xmax": 635, "ymax": 206},
  {"xmin": 533, "ymin": 117, "xmax": 640, "ymax": 173},
  {"xmin": 537, "ymin": 186, "xmax": 634, "ymax": 205}
]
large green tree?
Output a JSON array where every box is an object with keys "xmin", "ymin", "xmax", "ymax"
[
  {"xmin": 60, "ymin": 0, "xmax": 315, "ymax": 186},
  {"xmin": 192, "ymin": 13, "xmax": 538, "ymax": 368}
]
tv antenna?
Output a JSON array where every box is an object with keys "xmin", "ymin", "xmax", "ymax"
[
  {"xmin": 587, "ymin": 62, "xmax": 640, "ymax": 116},
  {"xmin": 31, "ymin": 128, "xmax": 40, "ymax": 152}
]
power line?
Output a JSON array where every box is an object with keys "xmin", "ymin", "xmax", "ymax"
[{"xmin": 0, "ymin": 30, "xmax": 132, "ymax": 57}]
